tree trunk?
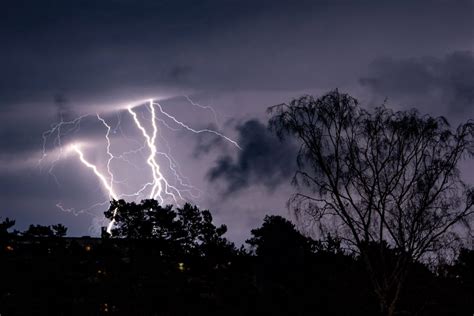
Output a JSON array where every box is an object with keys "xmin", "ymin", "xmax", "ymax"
[{"xmin": 378, "ymin": 281, "xmax": 403, "ymax": 316}]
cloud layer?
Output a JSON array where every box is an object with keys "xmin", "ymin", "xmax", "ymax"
[
  {"xmin": 360, "ymin": 51, "xmax": 474, "ymax": 116},
  {"xmin": 207, "ymin": 119, "xmax": 298, "ymax": 194}
]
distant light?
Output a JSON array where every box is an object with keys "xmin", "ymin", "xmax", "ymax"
[
  {"xmin": 5, "ymin": 245, "xmax": 14, "ymax": 252},
  {"xmin": 85, "ymin": 245, "xmax": 92, "ymax": 252},
  {"xmin": 101, "ymin": 303, "xmax": 109, "ymax": 313},
  {"xmin": 178, "ymin": 262, "xmax": 185, "ymax": 272}
]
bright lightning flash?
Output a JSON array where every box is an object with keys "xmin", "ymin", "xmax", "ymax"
[{"xmin": 41, "ymin": 97, "xmax": 240, "ymax": 234}]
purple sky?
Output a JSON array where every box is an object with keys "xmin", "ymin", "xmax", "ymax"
[{"xmin": 1, "ymin": 0, "xmax": 473, "ymax": 244}]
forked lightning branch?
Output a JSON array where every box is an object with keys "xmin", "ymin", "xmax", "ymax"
[{"xmin": 40, "ymin": 98, "xmax": 240, "ymax": 234}]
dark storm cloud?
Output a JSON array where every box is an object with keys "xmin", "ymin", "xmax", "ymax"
[
  {"xmin": 1, "ymin": 0, "xmax": 472, "ymax": 106},
  {"xmin": 207, "ymin": 119, "xmax": 298, "ymax": 194},
  {"xmin": 192, "ymin": 130, "xmax": 228, "ymax": 159},
  {"xmin": 0, "ymin": 0, "xmax": 315, "ymax": 104},
  {"xmin": 360, "ymin": 51, "xmax": 474, "ymax": 115}
]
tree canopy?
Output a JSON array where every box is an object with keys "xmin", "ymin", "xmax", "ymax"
[
  {"xmin": 246, "ymin": 215, "xmax": 315, "ymax": 257},
  {"xmin": 269, "ymin": 90, "xmax": 474, "ymax": 315},
  {"xmin": 0, "ymin": 218, "xmax": 15, "ymax": 238},
  {"xmin": 104, "ymin": 199, "xmax": 236, "ymax": 257},
  {"xmin": 22, "ymin": 224, "xmax": 67, "ymax": 238}
]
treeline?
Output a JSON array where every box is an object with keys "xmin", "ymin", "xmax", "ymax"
[{"xmin": 0, "ymin": 201, "xmax": 473, "ymax": 315}]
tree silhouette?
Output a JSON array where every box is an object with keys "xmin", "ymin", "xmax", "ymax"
[
  {"xmin": 176, "ymin": 203, "xmax": 235, "ymax": 257},
  {"xmin": 105, "ymin": 199, "xmax": 178, "ymax": 240},
  {"xmin": 246, "ymin": 215, "xmax": 316, "ymax": 314},
  {"xmin": 451, "ymin": 248, "xmax": 474, "ymax": 286},
  {"xmin": 51, "ymin": 224, "xmax": 68, "ymax": 237},
  {"xmin": 269, "ymin": 90, "xmax": 474, "ymax": 315},
  {"xmin": 246, "ymin": 215, "xmax": 315, "ymax": 257},
  {"xmin": 23, "ymin": 224, "xmax": 55, "ymax": 238},
  {"xmin": 0, "ymin": 218, "xmax": 15, "ymax": 238},
  {"xmin": 104, "ymin": 199, "xmax": 235, "ymax": 256},
  {"xmin": 0, "ymin": 218, "xmax": 16, "ymax": 252}
]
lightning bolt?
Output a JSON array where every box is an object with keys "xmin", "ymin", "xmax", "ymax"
[
  {"xmin": 70, "ymin": 144, "xmax": 119, "ymax": 233},
  {"xmin": 96, "ymin": 114, "xmax": 115, "ymax": 193},
  {"xmin": 40, "ymin": 114, "xmax": 89, "ymax": 183},
  {"xmin": 153, "ymin": 101, "xmax": 242, "ymax": 150},
  {"xmin": 127, "ymin": 100, "xmax": 183, "ymax": 203},
  {"xmin": 42, "ymin": 97, "xmax": 239, "ymax": 234},
  {"xmin": 184, "ymin": 95, "xmax": 220, "ymax": 128}
]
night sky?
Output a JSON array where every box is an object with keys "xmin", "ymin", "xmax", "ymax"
[{"xmin": 1, "ymin": 0, "xmax": 473, "ymax": 243}]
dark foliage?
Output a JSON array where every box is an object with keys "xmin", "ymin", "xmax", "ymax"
[
  {"xmin": 104, "ymin": 199, "xmax": 236, "ymax": 257},
  {"xmin": 207, "ymin": 119, "xmax": 298, "ymax": 193},
  {"xmin": 246, "ymin": 215, "xmax": 316, "ymax": 257},
  {"xmin": 23, "ymin": 224, "xmax": 67, "ymax": 238},
  {"xmin": 0, "ymin": 213, "xmax": 473, "ymax": 315},
  {"xmin": 0, "ymin": 217, "xmax": 15, "ymax": 238}
]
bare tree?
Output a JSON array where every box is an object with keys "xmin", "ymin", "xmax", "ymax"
[{"xmin": 268, "ymin": 90, "xmax": 474, "ymax": 315}]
